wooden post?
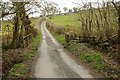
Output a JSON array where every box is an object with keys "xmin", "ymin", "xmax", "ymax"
[
  {"xmin": 79, "ymin": 35, "xmax": 81, "ymax": 42},
  {"xmin": 93, "ymin": 36, "xmax": 95, "ymax": 42},
  {"xmin": 65, "ymin": 34, "xmax": 70, "ymax": 43},
  {"xmin": 73, "ymin": 33, "xmax": 77, "ymax": 40}
]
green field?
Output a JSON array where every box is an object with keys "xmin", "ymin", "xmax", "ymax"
[
  {"xmin": 50, "ymin": 15, "xmax": 79, "ymax": 27},
  {"xmin": 2, "ymin": 18, "xmax": 38, "ymax": 35}
]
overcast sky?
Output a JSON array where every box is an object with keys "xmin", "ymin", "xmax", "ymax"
[
  {"xmin": 35, "ymin": 0, "xmax": 120, "ymax": 17},
  {"xmin": 51, "ymin": 0, "xmax": 120, "ymax": 9},
  {"xmin": 50, "ymin": 0, "xmax": 120, "ymax": 8},
  {"xmin": 3, "ymin": 0, "xmax": 120, "ymax": 10},
  {"xmin": 2, "ymin": 0, "xmax": 120, "ymax": 18},
  {"xmin": 50, "ymin": 0, "xmax": 80, "ymax": 9}
]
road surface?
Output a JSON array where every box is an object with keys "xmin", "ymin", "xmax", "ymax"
[{"xmin": 34, "ymin": 21, "xmax": 101, "ymax": 78}]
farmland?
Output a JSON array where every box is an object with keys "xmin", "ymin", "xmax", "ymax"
[{"xmin": 50, "ymin": 15, "xmax": 78, "ymax": 27}]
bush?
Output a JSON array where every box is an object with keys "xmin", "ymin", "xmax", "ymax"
[{"xmin": 46, "ymin": 21, "xmax": 66, "ymax": 35}]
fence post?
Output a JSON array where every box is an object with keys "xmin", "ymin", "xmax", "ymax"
[
  {"xmin": 65, "ymin": 34, "xmax": 70, "ymax": 43},
  {"xmin": 93, "ymin": 37, "xmax": 95, "ymax": 42},
  {"xmin": 79, "ymin": 36, "xmax": 81, "ymax": 42},
  {"xmin": 73, "ymin": 33, "xmax": 77, "ymax": 40}
]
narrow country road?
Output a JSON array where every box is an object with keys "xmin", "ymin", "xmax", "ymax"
[{"xmin": 34, "ymin": 21, "xmax": 101, "ymax": 78}]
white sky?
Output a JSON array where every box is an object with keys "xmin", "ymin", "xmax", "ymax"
[
  {"xmin": 50, "ymin": 0, "xmax": 80, "ymax": 9},
  {"xmin": 49, "ymin": 0, "xmax": 120, "ymax": 9},
  {"xmin": 33, "ymin": 0, "xmax": 120, "ymax": 17},
  {"xmin": 2, "ymin": 0, "xmax": 120, "ymax": 18},
  {"xmin": 3, "ymin": 0, "xmax": 120, "ymax": 9}
]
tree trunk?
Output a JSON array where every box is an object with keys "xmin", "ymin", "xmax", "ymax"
[
  {"xmin": 19, "ymin": 25, "xmax": 24, "ymax": 48},
  {"xmin": 19, "ymin": 2, "xmax": 35, "ymax": 46},
  {"xmin": 11, "ymin": 3, "xmax": 20, "ymax": 49}
]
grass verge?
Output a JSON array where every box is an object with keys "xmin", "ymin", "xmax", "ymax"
[
  {"xmin": 3, "ymin": 17, "xmax": 44, "ymax": 79},
  {"xmin": 6, "ymin": 31, "xmax": 42, "ymax": 78},
  {"xmin": 67, "ymin": 43, "xmax": 118, "ymax": 78},
  {"xmin": 50, "ymin": 30, "xmax": 65, "ymax": 45},
  {"xmin": 30, "ymin": 31, "xmax": 42, "ymax": 50}
]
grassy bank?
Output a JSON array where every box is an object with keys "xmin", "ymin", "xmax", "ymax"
[
  {"xmin": 50, "ymin": 31, "xmax": 65, "ymax": 45},
  {"xmin": 67, "ymin": 43, "xmax": 118, "ymax": 78},
  {"xmin": 7, "ymin": 31, "xmax": 42, "ymax": 78},
  {"xmin": 2, "ymin": 17, "xmax": 44, "ymax": 79}
]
